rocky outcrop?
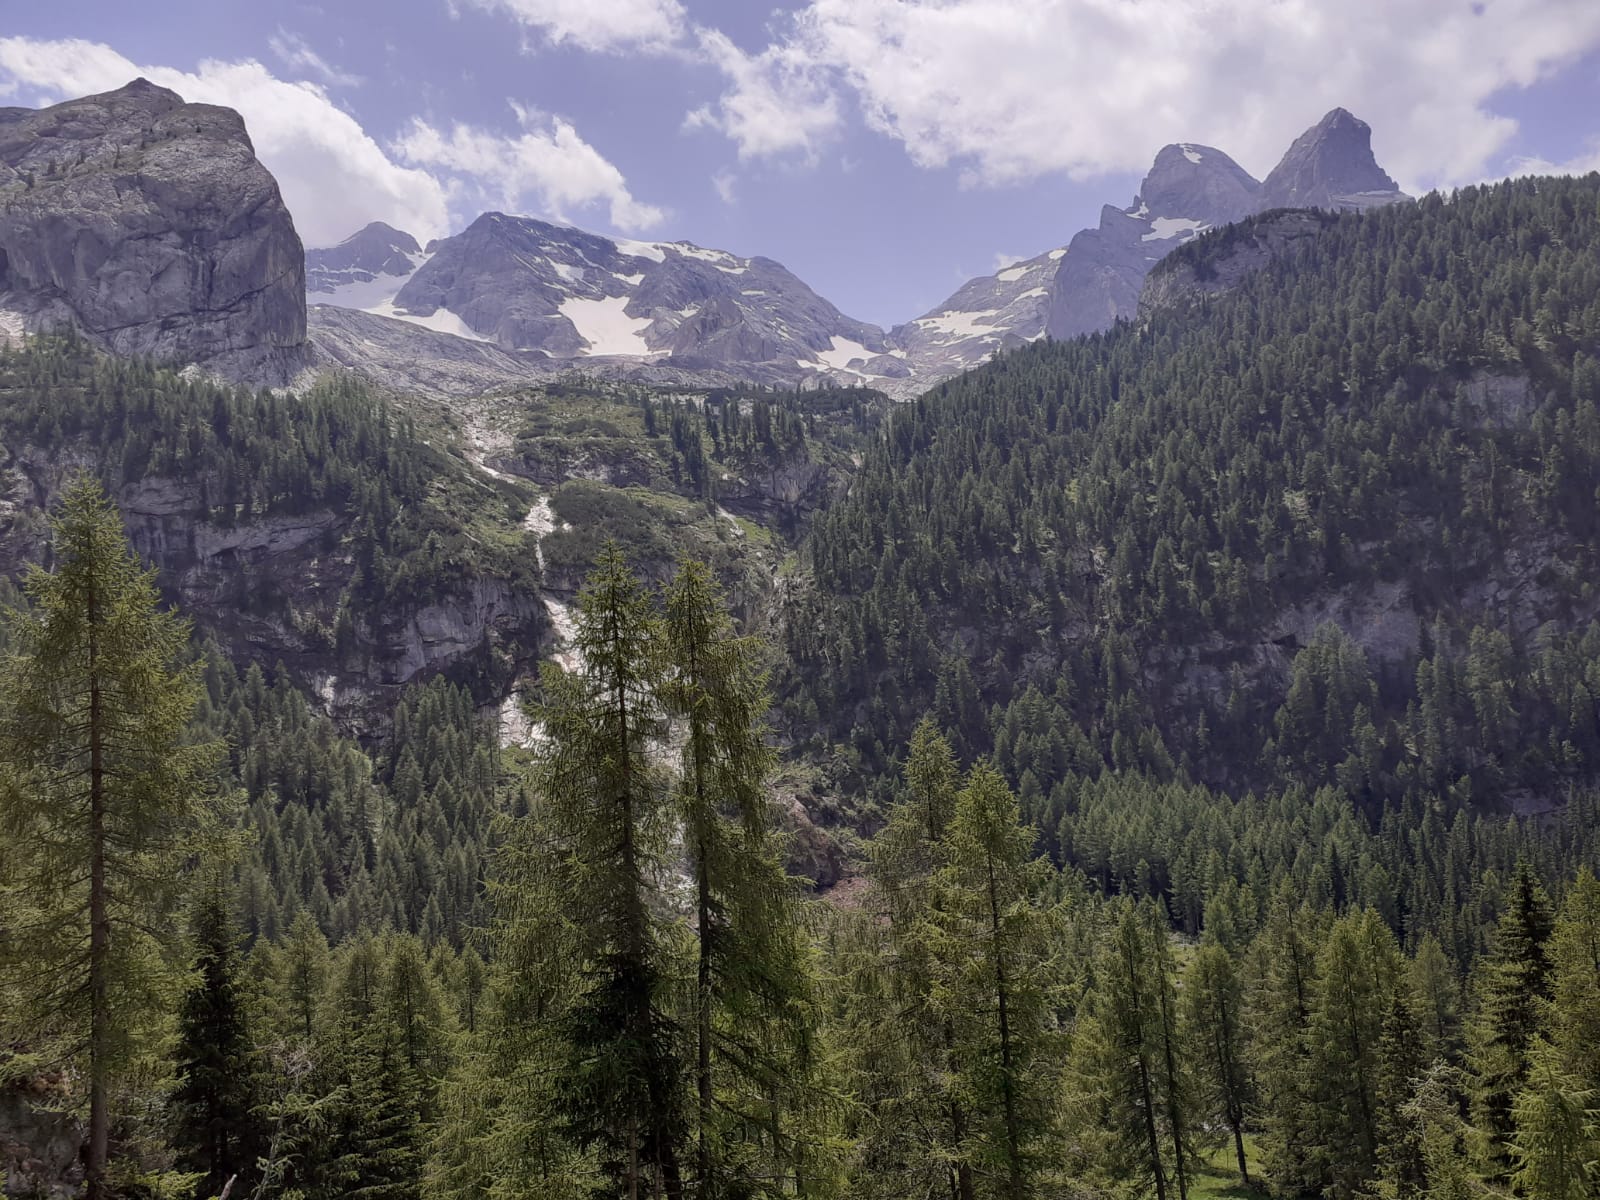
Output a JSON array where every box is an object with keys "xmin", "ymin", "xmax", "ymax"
[
  {"xmin": 1137, "ymin": 209, "xmax": 1336, "ymax": 316},
  {"xmin": 1040, "ymin": 143, "xmax": 1261, "ymax": 341},
  {"xmin": 0, "ymin": 79, "xmax": 310, "ymax": 383}
]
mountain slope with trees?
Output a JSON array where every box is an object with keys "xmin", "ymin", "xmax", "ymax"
[{"xmin": 788, "ymin": 175, "xmax": 1600, "ymax": 829}]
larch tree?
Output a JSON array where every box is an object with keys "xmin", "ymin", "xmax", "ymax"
[
  {"xmin": 936, "ymin": 761, "xmax": 1055, "ymax": 1199},
  {"xmin": 1180, "ymin": 941, "xmax": 1253, "ymax": 1186},
  {"xmin": 529, "ymin": 541, "xmax": 685, "ymax": 1197},
  {"xmin": 0, "ymin": 475, "xmax": 221, "ymax": 1200},
  {"xmin": 662, "ymin": 556, "xmax": 824, "ymax": 1197}
]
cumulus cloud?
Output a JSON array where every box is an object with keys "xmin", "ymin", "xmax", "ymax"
[
  {"xmin": 684, "ymin": 27, "xmax": 841, "ymax": 161},
  {"xmin": 712, "ymin": 168, "xmax": 737, "ymax": 205},
  {"xmin": 700, "ymin": 0, "xmax": 1600, "ymax": 191},
  {"xmin": 268, "ymin": 29, "xmax": 363, "ymax": 89},
  {"xmin": 393, "ymin": 104, "xmax": 666, "ymax": 232},
  {"xmin": 457, "ymin": 0, "xmax": 686, "ymax": 53},
  {"xmin": 0, "ymin": 37, "xmax": 449, "ymax": 246}
]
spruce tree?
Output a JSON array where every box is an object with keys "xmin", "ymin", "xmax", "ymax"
[
  {"xmin": 1469, "ymin": 859, "xmax": 1555, "ymax": 1180},
  {"xmin": 850, "ymin": 721, "xmax": 970, "ymax": 1200},
  {"xmin": 1510, "ymin": 1044, "xmax": 1595, "ymax": 1200},
  {"xmin": 1306, "ymin": 908, "xmax": 1403, "ymax": 1200},
  {"xmin": 172, "ymin": 879, "xmax": 265, "ymax": 1198},
  {"xmin": 1068, "ymin": 900, "xmax": 1193, "ymax": 1200},
  {"xmin": 1369, "ymin": 995, "xmax": 1429, "ymax": 1200},
  {"xmin": 0, "ymin": 475, "xmax": 221, "ymax": 1200}
]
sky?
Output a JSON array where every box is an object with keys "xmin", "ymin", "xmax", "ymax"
[{"xmin": 4, "ymin": 0, "xmax": 1600, "ymax": 328}]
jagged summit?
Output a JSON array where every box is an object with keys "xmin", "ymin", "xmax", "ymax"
[{"xmin": 1260, "ymin": 107, "xmax": 1406, "ymax": 210}]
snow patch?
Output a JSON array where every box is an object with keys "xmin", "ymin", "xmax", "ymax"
[
  {"xmin": 669, "ymin": 243, "xmax": 740, "ymax": 266},
  {"xmin": 0, "ymin": 309, "xmax": 25, "ymax": 341},
  {"xmin": 613, "ymin": 237, "xmax": 667, "ymax": 263},
  {"xmin": 554, "ymin": 262, "xmax": 585, "ymax": 283},
  {"xmin": 559, "ymin": 295, "xmax": 654, "ymax": 357},
  {"xmin": 1143, "ymin": 217, "xmax": 1208, "ymax": 242},
  {"xmin": 1048, "ymin": 247, "xmax": 1067, "ymax": 260},
  {"xmin": 615, "ymin": 272, "xmax": 645, "ymax": 286},
  {"xmin": 310, "ymin": 252, "xmax": 430, "ymax": 312},
  {"xmin": 996, "ymin": 265, "xmax": 1029, "ymax": 283},
  {"xmin": 914, "ymin": 310, "xmax": 997, "ymax": 341},
  {"xmin": 1181, "ymin": 144, "xmax": 1204, "ymax": 164},
  {"xmin": 371, "ymin": 300, "xmax": 493, "ymax": 342},
  {"xmin": 817, "ymin": 335, "xmax": 873, "ymax": 371}
]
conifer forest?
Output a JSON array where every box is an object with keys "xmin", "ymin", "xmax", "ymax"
[{"xmin": 5, "ymin": 123, "xmax": 1600, "ymax": 1200}]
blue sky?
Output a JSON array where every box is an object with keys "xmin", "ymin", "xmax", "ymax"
[{"xmin": 5, "ymin": 0, "xmax": 1600, "ymax": 327}]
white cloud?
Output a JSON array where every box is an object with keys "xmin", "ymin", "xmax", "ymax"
[
  {"xmin": 268, "ymin": 29, "xmax": 363, "ymax": 89},
  {"xmin": 1507, "ymin": 139, "xmax": 1600, "ymax": 178},
  {"xmin": 993, "ymin": 251, "xmax": 1026, "ymax": 272},
  {"xmin": 684, "ymin": 27, "xmax": 841, "ymax": 161},
  {"xmin": 712, "ymin": 168, "xmax": 737, "ymax": 205},
  {"xmin": 393, "ymin": 105, "xmax": 665, "ymax": 232},
  {"xmin": 706, "ymin": 0, "xmax": 1600, "ymax": 192},
  {"xmin": 459, "ymin": 0, "xmax": 686, "ymax": 53},
  {"xmin": 0, "ymin": 37, "xmax": 449, "ymax": 247}
]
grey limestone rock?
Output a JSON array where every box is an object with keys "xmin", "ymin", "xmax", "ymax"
[{"xmin": 0, "ymin": 78, "xmax": 310, "ymax": 383}]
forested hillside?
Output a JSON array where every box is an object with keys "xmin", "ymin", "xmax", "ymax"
[
  {"xmin": 6, "ymin": 176, "xmax": 1600, "ymax": 1200},
  {"xmin": 790, "ymin": 176, "xmax": 1600, "ymax": 829}
]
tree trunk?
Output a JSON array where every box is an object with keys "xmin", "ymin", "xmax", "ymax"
[
  {"xmin": 697, "ymin": 839, "xmax": 713, "ymax": 1197},
  {"xmin": 987, "ymin": 858, "xmax": 1022, "ymax": 1197},
  {"xmin": 87, "ymin": 570, "xmax": 110, "ymax": 1200}
]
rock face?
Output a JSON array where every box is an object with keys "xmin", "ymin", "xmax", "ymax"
[
  {"xmin": 1259, "ymin": 108, "xmax": 1406, "ymax": 211},
  {"xmin": 0, "ymin": 79, "xmax": 309, "ymax": 382},
  {"xmin": 1043, "ymin": 142, "xmax": 1262, "ymax": 341}
]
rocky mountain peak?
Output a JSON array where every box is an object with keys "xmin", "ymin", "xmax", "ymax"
[
  {"xmin": 0, "ymin": 78, "xmax": 309, "ymax": 382},
  {"xmin": 307, "ymin": 222, "xmax": 426, "ymax": 300},
  {"xmin": 1260, "ymin": 107, "xmax": 1404, "ymax": 210},
  {"xmin": 1138, "ymin": 143, "xmax": 1261, "ymax": 225}
]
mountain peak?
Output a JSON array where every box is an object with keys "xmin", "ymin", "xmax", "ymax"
[
  {"xmin": 1138, "ymin": 142, "xmax": 1261, "ymax": 225},
  {"xmin": 1260, "ymin": 108, "xmax": 1404, "ymax": 210}
]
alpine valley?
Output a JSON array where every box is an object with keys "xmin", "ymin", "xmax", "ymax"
[{"xmin": 3, "ymin": 71, "xmax": 1600, "ymax": 1200}]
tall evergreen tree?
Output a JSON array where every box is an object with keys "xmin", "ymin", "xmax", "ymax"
[
  {"xmin": 529, "ymin": 542, "xmax": 685, "ymax": 1196},
  {"xmin": 1069, "ymin": 900, "xmax": 1193, "ymax": 1200},
  {"xmin": 1469, "ymin": 860, "xmax": 1556, "ymax": 1180},
  {"xmin": 662, "ymin": 556, "xmax": 823, "ymax": 1197},
  {"xmin": 172, "ymin": 879, "xmax": 265, "ymax": 1198},
  {"xmin": 0, "ymin": 475, "xmax": 221, "ymax": 1200},
  {"xmin": 1181, "ymin": 941, "xmax": 1253, "ymax": 1186},
  {"xmin": 937, "ymin": 761, "xmax": 1054, "ymax": 1198}
]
